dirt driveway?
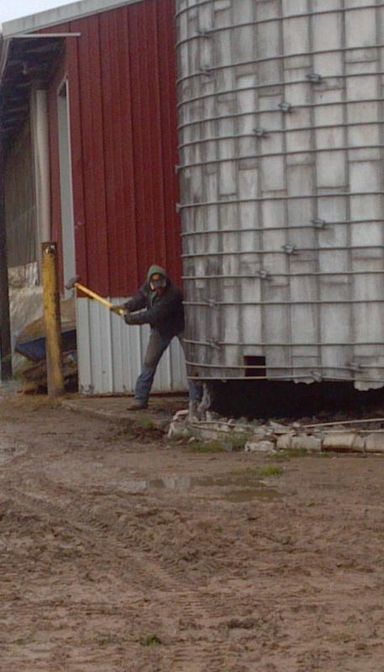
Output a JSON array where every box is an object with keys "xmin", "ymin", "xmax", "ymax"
[{"xmin": 0, "ymin": 395, "xmax": 383, "ymax": 672}]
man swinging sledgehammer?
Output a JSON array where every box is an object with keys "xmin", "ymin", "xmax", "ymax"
[{"xmin": 111, "ymin": 265, "xmax": 202, "ymax": 413}]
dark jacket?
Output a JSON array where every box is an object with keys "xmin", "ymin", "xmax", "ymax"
[{"xmin": 124, "ymin": 265, "xmax": 185, "ymax": 338}]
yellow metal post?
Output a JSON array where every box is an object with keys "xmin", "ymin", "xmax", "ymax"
[{"xmin": 42, "ymin": 242, "xmax": 64, "ymax": 397}]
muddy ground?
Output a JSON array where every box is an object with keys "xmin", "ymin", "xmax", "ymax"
[{"xmin": 0, "ymin": 395, "xmax": 383, "ymax": 672}]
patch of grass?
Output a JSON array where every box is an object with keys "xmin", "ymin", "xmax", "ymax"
[
  {"xmin": 189, "ymin": 431, "xmax": 252, "ymax": 453},
  {"xmin": 227, "ymin": 432, "xmax": 253, "ymax": 451},
  {"xmin": 141, "ymin": 634, "xmax": 162, "ymax": 647},
  {"xmin": 272, "ymin": 451, "xmax": 291, "ymax": 461},
  {"xmin": 189, "ymin": 439, "xmax": 226, "ymax": 453},
  {"xmin": 230, "ymin": 466, "xmax": 262, "ymax": 477},
  {"xmin": 259, "ymin": 465, "xmax": 283, "ymax": 478},
  {"xmin": 285, "ymin": 447, "xmax": 309, "ymax": 457},
  {"xmin": 135, "ymin": 415, "xmax": 155, "ymax": 430},
  {"xmin": 32, "ymin": 399, "xmax": 61, "ymax": 411},
  {"xmin": 273, "ymin": 447, "xmax": 308, "ymax": 460}
]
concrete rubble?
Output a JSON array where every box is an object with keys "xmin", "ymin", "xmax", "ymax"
[{"xmin": 167, "ymin": 410, "xmax": 384, "ymax": 455}]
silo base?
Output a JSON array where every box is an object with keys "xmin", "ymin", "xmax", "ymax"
[{"xmin": 208, "ymin": 380, "xmax": 384, "ymax": 421}]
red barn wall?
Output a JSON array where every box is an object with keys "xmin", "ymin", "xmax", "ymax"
[{"xmin": 46, "ymin": 0, "xmax": 180, "ymax": 296}]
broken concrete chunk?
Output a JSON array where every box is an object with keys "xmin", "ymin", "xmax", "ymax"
[
  {"xmin": 174, "ymin": 409, "xmax": 189, "ymax": 420},
  {"xmin": 291, "ymin": 435, "xmax": 322, "ymax": 453},
  {"xmin": 250, "ymin": 428, "xmax": 269, "ymax": 441},
  {"xmin": 276, "ymin": 434, "xmax": 321, "ymax": 453},
  {"xmin": 322, "ymin": 432, "xmax": 365, "ymax": 452},
  {"xmin": 205, "ymin": 411, "xmax": 220, "ymax": 422},
  {"xmin": 268, "ymin": 421, "xmax": 291, "ymax": 435},
  {"xmin": 167, "ymin": 419, "xmax": 190, "ymax": 439},
  {"xmin": 276, "ymin": 433, "xmax": 294, "ymax": 451},
  {"xmin": 364, "ymin": 433, "xmax": 384, "ymax": 453},
  {"xmin": 244, "ymin": 440, "xmax": 276, "ymax": 454}
]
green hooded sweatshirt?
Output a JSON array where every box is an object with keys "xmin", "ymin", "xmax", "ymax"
[{"xmin": 124, "ymin": 265, "xmax": 185, "ymax": 338}]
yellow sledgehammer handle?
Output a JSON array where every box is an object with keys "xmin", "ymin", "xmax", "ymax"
[
  {"xmin": 74, "ymin": 281, "xmax": 125, "ymax": 316},
  {"xmin": 75, "ymin": 281, "xmax": 114, "ymax": 308}
]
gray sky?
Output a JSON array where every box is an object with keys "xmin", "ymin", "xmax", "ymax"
[{"xmin": 0, "ymin": 0, "xmax": 75, "ymax": 26}]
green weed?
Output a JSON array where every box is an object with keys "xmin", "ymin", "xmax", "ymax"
[
  {"xmin": 136, "ymin": 415, "xmax": 155, "ymax": 430},
  {"xmin": 190, "ymin": 431, "xmax": 252, "ymax": 453},
  {"xmin": 259, "ymin": 465, "xmax": 283, "ymax": 478},
  {"xmin": 189, "ymin": 439, "xmax": 226, "ymax": 453},
  {"xmin": 141, "ymin": 634, "xmax": 162, "ymax": 647}
]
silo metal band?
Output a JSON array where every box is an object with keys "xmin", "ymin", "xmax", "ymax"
[
  {"xmin": 179, "ymin": 124, "xmax": 384, "ymax": 151},
  {"xmin": 178, "ymin": 71, "xmax": 384, "ymax": 109},
  {"xmin": 184, "ymin": 339, "xmax": 384, "ymax": 348},
  {"xmin": 178, "ymin": 97, "xmax": 384, "ymax": 131},
  {"xmin": 180, "ymin": 219, "xmax": 384, "ymax": 236},
  {"xmin": 184, "ymin": 299, "xmax": 384, "ymax": 306},
  {"xmin": 177, "ymin": 43, "xmax": 384, "ymax": 85},
  {"xmin": 181, "ymin": 245, "xmax": 384, "ymax": 258},
  {"xmin": 176, "ymin": 3, "xmax": 384, "ymax": 34},
  {"xmin": 178, "ymin": 191, "xmax": 384, "ymax": 211},
  {"xmin": 177, "ymin": 146, "xmax": 384, "ymax": 172},
  {"xmin": 182, "ymin": 270, "xmax": 384, "ymax": 280}
]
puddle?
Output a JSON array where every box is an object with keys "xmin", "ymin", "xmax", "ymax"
[{"xmin": 116, "ymin": 472, "xmax": 280, "ymax": 502}]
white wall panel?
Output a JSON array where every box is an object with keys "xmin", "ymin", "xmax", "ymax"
[{"xmin": 76, "ymin": 299, "xmax": 187, "ymax": 395}]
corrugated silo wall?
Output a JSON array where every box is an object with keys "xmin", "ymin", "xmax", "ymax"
[{"xmin": 176, "ymin": 0, "xmax": 384, "ymax": 391}]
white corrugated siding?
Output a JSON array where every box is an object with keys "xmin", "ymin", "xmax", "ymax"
[{"xmin": 76, "ymin": 298, "xmax": 187, "ymax": 395}]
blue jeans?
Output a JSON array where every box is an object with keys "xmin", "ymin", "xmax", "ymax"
[{"xmin": 135, "ymin": 330, "xmax": 202, "ymax": 405}]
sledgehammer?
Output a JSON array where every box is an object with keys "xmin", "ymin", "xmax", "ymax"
[{"xmin": 65, "ymin": 275, "xmax": 126, "ymax": 315}]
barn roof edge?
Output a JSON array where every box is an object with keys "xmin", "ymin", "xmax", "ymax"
[{"xmin": 1, "ymin": 0, "xmax": 144, "ymax": 37}]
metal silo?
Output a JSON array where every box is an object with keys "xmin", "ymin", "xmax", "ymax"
[{"xmin": 176, "ymin": 0, "xmax": 384, "ymax": 391}]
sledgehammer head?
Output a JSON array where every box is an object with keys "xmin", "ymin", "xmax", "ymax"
[{"xmin": 65, "ymin": 274, "xmax": 80, "ymax": 291}]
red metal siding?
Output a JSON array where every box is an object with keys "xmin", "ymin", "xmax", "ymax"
[{"xmin": 47, "ymin": 0, "xmax": 180, "ymax": 297}]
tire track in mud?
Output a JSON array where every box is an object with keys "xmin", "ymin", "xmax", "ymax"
[
  {"xmin": 0, "ymin": 470, "xmax": 298, "ymax": 672},
  {"xmin": 0, "ymin": 471, "xmax": 217, "ymax": 621},
  {"xmin": 0, "ymin": 486, "xmax": 262, "ymax": 672},
  {"xmin": 0, "ymin": 464, "xmax": 296, "ymax": 671},
  {"xmin": 3, "ymin": 420, "xmax": 240, "ymax": 652},
  {"xmin": 2, "ymin": 403, "xmax": 384, "ymax": 670}
]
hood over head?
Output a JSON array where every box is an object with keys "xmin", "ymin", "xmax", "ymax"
[{"xmin": 146, "ymin": 265, "xmax": 168, "ymax": 283}]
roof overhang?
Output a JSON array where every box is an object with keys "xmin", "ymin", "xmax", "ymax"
[
  {"xmin": 0, "ymin": 33, "xmax": 64, "ymax": 149},
  {"xmin": 0, "ymin": 0, "xmax": 145, "ymax": 150},
  {"xmin": 2, "ymin": 0, "xmax": 143, "ymax": 38}
]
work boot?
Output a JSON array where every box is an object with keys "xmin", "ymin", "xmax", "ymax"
[{"xmin": 127, "ymin": 399, "xmax": 148, "ymax": 411}]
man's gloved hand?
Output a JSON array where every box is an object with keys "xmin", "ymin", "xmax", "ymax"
[
  {"xmin": 110, "ymin": 304, "xmax": 127, "ymax": 315},
  {"xmin": 124, "ymin": 313, "xmax": 137, "ymax": 325}
]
